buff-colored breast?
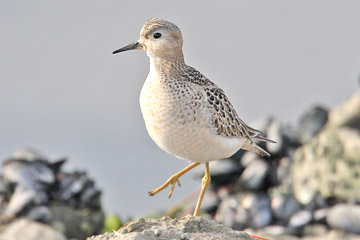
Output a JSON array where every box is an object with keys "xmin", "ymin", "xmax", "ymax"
[{"xmin": 139, "ymin": 74, "xmax": 245, "ymax": 163}]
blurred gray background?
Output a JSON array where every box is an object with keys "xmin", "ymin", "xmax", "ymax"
[{"xmin": 1, "ymin": 0, "xmax": 359, "ymax": 217}]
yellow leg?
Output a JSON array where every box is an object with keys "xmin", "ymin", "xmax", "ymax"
[
  {"xmin": 193, "ymin": 162, "xmax": 211, "ymax": 216},
  {"xmin": 149, "ymin": 162, "xmax": 200, "ymax": 198}
]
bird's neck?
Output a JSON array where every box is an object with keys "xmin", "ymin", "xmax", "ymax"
[{"xmin": 149, "ymin": 51, "xmax": 186, "ymax": 76}]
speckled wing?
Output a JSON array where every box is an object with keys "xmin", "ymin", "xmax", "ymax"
[
  {"xmin": 182, "ymin": 65, "xmax": 274, "ymax": 146},
  {"xmin": 202, "ymin": 85, "xmax": 276, "ymax": 157},
  {"xmin": 203, "ymin": 86, "xmax": 252, "ymax": 138}
]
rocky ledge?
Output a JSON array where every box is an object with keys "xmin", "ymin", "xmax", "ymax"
[{"xmin": 87, "ymin": 216, "xmax": 257, "ymax": 240}]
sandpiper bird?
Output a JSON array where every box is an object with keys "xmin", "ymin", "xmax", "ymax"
[{"xmin": 113, "ymin": 19, "xmax": 275, "ymax": 217}]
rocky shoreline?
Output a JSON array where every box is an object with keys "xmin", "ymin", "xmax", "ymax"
[
  {"xmin": 160, "ymin": 90, "xmax": 360, "ymax": 240},
  {"xmin": 0, "ymin": 90, "xmax": 359, "ymax": 240},
  {"xmin": 0, "ymin": 150, "xmax": 104, "ymax": 239},
  {"xmin": 88, "ymin": 216, "xmax": 256, "ymax": 240}
]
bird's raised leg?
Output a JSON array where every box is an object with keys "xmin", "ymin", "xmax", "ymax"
[
  {"xmin": 193, "ymin": 162, "xmax": 211, "ymax": 216},
  {"xmin": 149, "ymin": 162, "xmax": 200, "ymax": 198}
]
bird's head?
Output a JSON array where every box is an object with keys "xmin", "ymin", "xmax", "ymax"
[{"xmin": 113, "ymin": 19, "xmax": 183, "ymax": 60}]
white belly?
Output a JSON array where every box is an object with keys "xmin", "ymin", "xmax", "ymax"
[{"xmin": 139, "ymin": 77, "xmax": 244, "ymax": 163}]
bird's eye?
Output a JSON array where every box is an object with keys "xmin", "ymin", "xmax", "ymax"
[{"xmin": 153, "ymin": 32, "xmax": 162, "ymax": 39}]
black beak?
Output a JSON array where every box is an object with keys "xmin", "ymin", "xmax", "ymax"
[{"xmin": 112, "ymin": 41, "xmax": 142, "ymax": 54}]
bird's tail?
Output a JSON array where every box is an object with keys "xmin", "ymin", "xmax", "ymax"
[
  {"xmin": 242, "ymin": 125, "xmax": 276, "ymax": 157},
  {"xmin": 242, "ymin": 142, "xmax": 271, "ymax": 157}
]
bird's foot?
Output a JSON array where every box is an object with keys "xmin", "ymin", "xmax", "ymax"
[{"xmin": 148, "ymin": 173, "xmax": 181, "ymax": 198}]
